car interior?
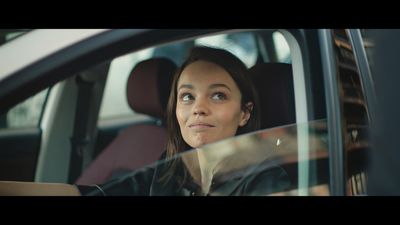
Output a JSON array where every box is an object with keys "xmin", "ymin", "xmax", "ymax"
[
  {"xmin": 75, "ymin": 57, "xmax": 176, "ymax": 185},
  {"xmin": 0, "ymin": 29, "xmax": 350, "ymax": 196}
]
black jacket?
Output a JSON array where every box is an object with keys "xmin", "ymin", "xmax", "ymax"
[{"xmin": 77, "ymin": 153, "xmax": 291, "ymax": 196}]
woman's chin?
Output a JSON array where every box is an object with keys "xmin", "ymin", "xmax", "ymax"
[{"xmin": 192, "ymin": 139, "xmax": 218, "ymax": 149}]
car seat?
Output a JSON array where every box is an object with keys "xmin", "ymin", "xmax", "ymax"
[
  {"xmin": 248, "ymin": 62, "xmax": 295, "ymax": 129},
  {"xmin": 248, "ymin": 62, "xmax": 297, "ymax": 190},
  {"xmin": 75, "ymin": 58, "xmax": 177, "ymax": 185}
]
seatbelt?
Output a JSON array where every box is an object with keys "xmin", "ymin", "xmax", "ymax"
[{"xmin": 68, "ymin": 75, "xmax": 95, "ymax": 184}]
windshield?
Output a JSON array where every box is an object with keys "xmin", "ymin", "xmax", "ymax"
[{"xmin": 93, "ymin": 119, "xmax": 329, "ymax": 196}]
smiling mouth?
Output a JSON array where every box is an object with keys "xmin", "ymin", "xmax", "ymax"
[{"xmin": 188, "ymin": 123, "xmax": 215, "ymax": 129}]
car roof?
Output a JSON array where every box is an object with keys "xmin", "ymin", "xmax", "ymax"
[{"xmin": 0, "ymin": 29, "xmax": 109, "ymax": 81}]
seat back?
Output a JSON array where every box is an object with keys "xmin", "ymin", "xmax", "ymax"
[
  {"xmin": 248, "ymin": 63, "xmax": 295, "ymax": 129},
  {"xmin": 76, "ymin": 58, "xmax": 177, "ymax": 185},
  {"xmin": 248, "ymin": 62, "xmax": 298, "ymax": 189}
]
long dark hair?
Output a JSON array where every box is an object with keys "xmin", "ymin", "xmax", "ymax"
[{"xmin": 162, "ymin": 46, "xmax": 261, "ymax": 184}]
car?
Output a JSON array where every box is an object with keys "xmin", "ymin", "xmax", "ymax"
[{"xmin": 0, "ymin": 29, "xmax": 391, "ymax": 196}]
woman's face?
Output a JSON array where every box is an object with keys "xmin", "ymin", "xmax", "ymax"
[{"xmin": 176, "ymin": 60, "xmax": 251, "ymax": 148}]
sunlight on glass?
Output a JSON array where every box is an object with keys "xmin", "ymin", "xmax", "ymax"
[{"xmin": 273, "ymin": 32, "xmax": 291, "ymax": 63}]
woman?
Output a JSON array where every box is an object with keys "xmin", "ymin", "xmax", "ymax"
[
  {"xmin": 0, "ymin": 46, "xmax": 290, "ymax": 196},
  {"xmin": 77, "ymin": 46, "xmax": 290, "ymax": 196}
]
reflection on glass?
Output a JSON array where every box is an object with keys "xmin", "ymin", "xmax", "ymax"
[
  {"xmin": 88, "ymin": 120, "xmax": 330, "ymax": 196},
  {"xmin": 178, "ymin": 119, "xmax": 329, "ymax": 195}
]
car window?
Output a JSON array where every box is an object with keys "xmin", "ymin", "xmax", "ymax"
[
  {"xmin": 194, "ymin": 32, "xmax": 258, "ymax": 67},
  {"xmin": 0, "ymin": 88, "xmax": 49, "ymax": 129},
  {"xmin": 92, "ymin": 30, "xmax": 332, "ymax": 196},
  {"xmin": 95, "ymin": 119, "xmax": 329, "ymax": 196},
  {"xmin": 98, "ymin": 48, "xmax": 154, "ymax": 121},
  {"xmin": 99, "ymin": 31, "xmax": 259, "ymax": 122},
  {"xmin": 272, "ymin": 31, "xmax": 291, "ymax": 63}
]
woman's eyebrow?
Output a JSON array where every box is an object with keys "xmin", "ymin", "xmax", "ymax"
[
  {"xmin": 209, "ymin": 83, "xmax": 231, "ymax": 91},
  {"xmin": 178, "ymin": 83, "xmax": 231, "ymax": 91},
  {"xmin": 178, "ymin": 84, "xmax": 194, "ymax": 91}
]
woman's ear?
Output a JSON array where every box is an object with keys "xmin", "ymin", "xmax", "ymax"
[{"xmin": 239, "ymin": 102, "xmax": 253, "ymax": 127}]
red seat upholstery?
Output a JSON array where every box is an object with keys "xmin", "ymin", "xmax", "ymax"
[{"xmin": 76, "ymin": 58, "xmax": 177, "ymax": 185}]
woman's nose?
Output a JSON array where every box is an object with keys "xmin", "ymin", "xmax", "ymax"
[{"xmin": 193, "ymin": 98, "xmax": 210, "ymax": 116}]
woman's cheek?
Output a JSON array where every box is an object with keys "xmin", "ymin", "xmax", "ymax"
[{"xmin": 176, "ymin": 105, "xmax": 190, "ymax": 126}]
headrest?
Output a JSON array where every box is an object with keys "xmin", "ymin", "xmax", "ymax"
[
  {"xmin": 127, "ymin": 58, "xmax": 177, "ymax": 119},
  {"xmin": 248, "ymin": 63, "xmax": 296, "ymax": 129}
]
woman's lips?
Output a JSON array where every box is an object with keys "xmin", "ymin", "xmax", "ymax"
[{"xmin": 189, "ymin": 123, "xmax": 215, "ymax": 130}]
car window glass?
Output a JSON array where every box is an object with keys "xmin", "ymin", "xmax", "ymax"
[
  {"xmin": 153, "ymin": 41, "xmax": 194, "ymax": 66},
  {"xmin": 195, "ymin": 32, "xmax": 258, "ymax": 68},
  {"xmin": 99, "ymin": 42, "xmax": 195, "ymax": 121},
  {"xmin": 99, "ymin": 48, "xmax": 154, "ymax": 121},
  {"xmin": 97, "ymin": 120, "xmax": 330, "ymax": 196},
  {"xmin": 94, "ymin": 30, "xmax": 330, "ymax": 196},
  {"xmin": 272, "ymin": 31, "xmax": 291, "ymax": 63},
  {"xmin": 0, "ymin": 88, "xmax": 49, "ymax": 129},
  {"xmin": 99, "ymin": 31, "xmax": 258, "ymax": 121}
]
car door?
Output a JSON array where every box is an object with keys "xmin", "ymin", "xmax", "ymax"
[{"xmin": 0, "ymin": 88, "xmax": 49, "ymax": 181}]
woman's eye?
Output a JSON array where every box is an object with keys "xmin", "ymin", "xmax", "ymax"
[
  {"xmin": 181, "ymin": 93, "xmax": 194, "ymax": 102},
  {"xmin": 212, "ymin": 92, "xmax": 227, "ymax": 100}
]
